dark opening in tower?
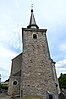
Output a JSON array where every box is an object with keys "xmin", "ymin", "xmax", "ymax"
[{"xmin": 33, "ymin": 34, "xmax": 37, "ymax": 39}]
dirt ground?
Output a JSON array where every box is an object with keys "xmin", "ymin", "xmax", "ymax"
[{"xmin": 0, "ymin": 93, "xmax": 20, "ymax": 99}]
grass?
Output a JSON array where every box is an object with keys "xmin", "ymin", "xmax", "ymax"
[{"xmin": 23, "ymin": 96, "xmax": 43, "ymax": 99}]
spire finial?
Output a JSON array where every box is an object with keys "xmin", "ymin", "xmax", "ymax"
[{"xmin": 31, "ymin": 4, "xmax": 33, "ymax": 12}]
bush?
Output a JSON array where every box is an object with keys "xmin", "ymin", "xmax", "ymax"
[
  {"xmin": 0, "ymin": 83, "xmax": 1, "ymax": 90},
  {"xmin": 0, "ymin": 84, "xmax": 8, "ymax": 90},
  {"xmin": 58, "ymin": 73, "xmax": 66, "ymax": 89}
]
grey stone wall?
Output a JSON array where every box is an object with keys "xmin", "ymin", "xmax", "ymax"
[
  {"xmin": 8, "ymin": 53, "xmax": 22, "ymax": 96},
  {"xmin": 8, "ymin": 76, "xmax": 20, "ymax": 96},
  {"xmin": 21, "ymin": 28, "xmax": 58, "ymax": 99},
  {"xmin": 11, "ymin": 53, "xmax": 22, "ymax": 76},
  {"xmin": 52, "ymin": 61, "xmax": 60, "ymax": 94}
]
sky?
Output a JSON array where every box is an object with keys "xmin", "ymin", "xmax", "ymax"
[{"xmin": 0, "ymin": 0, "xmax": 66, "ymax": 82}]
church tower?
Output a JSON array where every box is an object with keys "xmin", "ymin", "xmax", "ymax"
[{"xmin": 20, "ymin": 8, "xmax": 59, "ymax": 99}]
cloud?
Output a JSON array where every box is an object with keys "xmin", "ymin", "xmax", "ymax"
[
  {"xmin": 56, "ymin": 59, "xmax": 66, "ymax": 77},
  {"xmin": 56, "ymin": 59, "xmax": 66, "ymax": 68},
  {"xmin": 0, "ymin": 45, "xmax": 16, "ymax": 59},
  {"xmin": 0, "ymin": 45, "xmax": 17, "ymax": 81},
  {"xmin": 37, "ymin": 0, "xmax": 66, "ymax": 27},
  {"xmin": 12, "ymin": 0, "xmax": 20, "ymax": 8},
  {"xmin": 0, "ymin": 5, "xmax": 22, "ymax": 81},
  {"xmin": 0, "ymin": 12, "xmax": 22, "ymax": 53},
  {"xmin": 59, "ymin": 43, "xmax": 66, "ymax": 52}
]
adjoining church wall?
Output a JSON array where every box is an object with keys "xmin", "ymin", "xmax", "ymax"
[
  {"xmin": 8, "ymin": 76, "xmax": 20, "ymax": 96},
  {"xmin": 8, "ymin": 53, "xmax": 22, "ymax": 96},
  {"xmin": 11, "ymin": 53, "xmax": 22, "ymax": 76}
]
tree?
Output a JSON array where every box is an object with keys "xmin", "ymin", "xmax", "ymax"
[{"xmin": 58, "ymin": 73, "xmax": 66, "ymax": 89}]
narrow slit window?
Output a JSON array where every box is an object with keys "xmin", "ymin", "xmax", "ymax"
[{"xmin": 33, "ymin": 34, "xmax": 37, "ymax": 39}]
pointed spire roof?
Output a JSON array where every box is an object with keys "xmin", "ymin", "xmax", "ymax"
[{"xmin": 27, "ymin": 8, "xmax": 39, "ymax": 29}]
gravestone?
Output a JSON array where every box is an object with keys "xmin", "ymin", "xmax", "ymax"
[{"xmin": 58, "ymin": 92, "xmax": 65, "ymax": 99}]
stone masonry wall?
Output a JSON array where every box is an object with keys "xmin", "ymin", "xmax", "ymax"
[
  {"xmin": 11, "ymin": 53, "xmax": 22, "ymax": 76},
  {"xmin": 8, "ymin": 53, "xmax": 22, "ymax": 95},
  {"xmin": 21, "ymin": 28, "xmax": 58, "ymax": 99},
  {"xmin": 8, "ymin": 76, "xmax": 20, "ymax": 96}
]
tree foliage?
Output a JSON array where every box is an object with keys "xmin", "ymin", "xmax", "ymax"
[
  {"xmin": 0, "ymin": 83, "xmax": 8, "ymax": 90},
  {"xmin": 58, "ymin": 73, "xmax": 66, "ymax": 89}
]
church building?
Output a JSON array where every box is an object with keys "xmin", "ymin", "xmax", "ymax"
[{"xmin": 8, "ymin": 8, "xmax": 60, "ymax": 99}]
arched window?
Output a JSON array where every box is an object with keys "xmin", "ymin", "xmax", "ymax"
[{"xmin": 33, "ymin": 34, "xmax": 37, "ymax": 39}]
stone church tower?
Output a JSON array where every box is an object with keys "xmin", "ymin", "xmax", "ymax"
[{"xmin": 8, "ymin": 8, "xmax": 59, "ymax": 99}]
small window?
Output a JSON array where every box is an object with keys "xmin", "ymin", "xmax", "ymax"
[{"xmin": 33, "ymin": 34, "xmax": 37, "ymax": 39}]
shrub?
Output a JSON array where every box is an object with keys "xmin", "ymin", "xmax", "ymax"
[{"xmin": 0, "ymin": 84, "xmax": 8, "ymax": 90}]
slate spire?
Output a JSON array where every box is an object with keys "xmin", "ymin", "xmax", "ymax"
[{"xmin": 27, "ymin": 7, "xmax": 39, "ymax": 29}]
